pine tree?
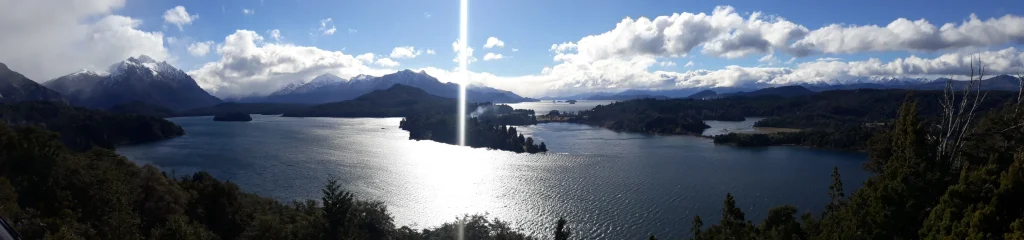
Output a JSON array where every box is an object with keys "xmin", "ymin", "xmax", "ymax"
[
  {"xmin": 825, "ymin": 166, "xmax": 844, "ymax": 215},
  {"xmin": 322, "ymin": 179, "xmax": 355, "ymax": 240},
  {"xmin": 554, "ymin": 218, "xmax": 571, "ymax": 240},
  {"xmin": 691, "ymin": 215, "xmax": 703, "ymax": 240}
]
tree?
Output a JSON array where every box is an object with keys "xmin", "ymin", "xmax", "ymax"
[
  {"xmin": 322, "ymin": 178, "xmax": 355, "ymax": 240},
  {"xmin": 690, "ymin": 215, "xmax": 703, "ymax": 240},
  {"xmin": 554, "ymin": 218, "xmax": 571, "ymax": 240},
  {"xmin": 539, "ymin": 142, "xmax": 548, "ymax": 152},
  {"xmin": 757, "ymin": 206, "xmax": 805, "ymax": 240},
  {"xmin": 825, "ymin": 166, "xmax": 844, "ymax": 215}
]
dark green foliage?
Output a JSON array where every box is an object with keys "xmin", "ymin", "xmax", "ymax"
[
  {"xmin": 212, "ymin": 112, "xmax": 252, "ymax": 122},
  {"xmin": 825, "ymin": 167, "xmax": 844, "ymax": 215},
  {"xmin": 554, "ymin": 218, "xmax": 570, "ymax": 240},
  {"xmin": 0, "ymin": 101, "xmax": 184, "ymax": 151}
]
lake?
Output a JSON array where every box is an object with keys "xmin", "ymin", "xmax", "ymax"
[{"xmin": 118, "ymin": 115, "xmax": 868, "ymax": 239}]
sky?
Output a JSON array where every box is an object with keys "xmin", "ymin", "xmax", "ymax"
[{"xmin": 1, "ymin": 0, "xmax": 1023, "ymax": 98}]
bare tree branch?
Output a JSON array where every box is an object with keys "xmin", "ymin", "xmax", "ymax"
[{"xmin": 936, "ymin": 56, "xmax": 988, "ymax": 169}]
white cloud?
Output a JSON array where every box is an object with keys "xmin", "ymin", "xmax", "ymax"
[
  {"xmin": 163, "ymin": 6, "xmax": 198, "ymax": 31},
  {"xmin": 187, "ymin": 41, "xmax": 214, "ymax": 57},
  {"xmin": 551, "ymin": 6, "xmax": 1024, "ymax": 62},
  {"xmin": 484, "ymin": 37, "xmax": 505, "ymax": 48},
  {"xmin": 243, "ymin": 9, "xmax": 255, "ymax": 15},
  {"xmin": 390, "ymin": 46, "xmax": 422, "ymax": 59},
  {"xmin": 425, "ymin": 49, "xmax": 437, "ymax": 55},
  {"xmin": 512, "ymin": 48, "xmax": 519, "ymax": 52},
  {"xmin": 356, "ymin": 53, "xmax": 375, "ymax": 63},
  {"xmin": 483, "ymin": 53, "xmax": 504, "ymax": 61},
  {"xmin": 790, "ymin": 14, "xmax": 1024, "ymax": 56},
  {"xmin": 0, "ymin": 0, "xmax": 169, "ymax": 81},
  {"xmin": 188, "ymin": 30, "xmax": 392, "ymax": 97},
  {"xmin": 375, "ymin": 58, "xmax": 400, "ymax": 67},
  {"xmin": 684, "ymin": 61, "xmax": 695, "ymax": 67},
  {"xmin": 166, "ymin": 37, "xmax": 179, "ymax": 45},
  {"xmin": 268, "ymin": 29, "xmax": 282, "ymax": 41},
  {"xmin": 659, "ymin": 61, "xmax": 676, "ymax": 67},
  {"xmin": 319, "ymin": 18, "xmax": 337, "ymax": 36},
  {"xmin": 348, "ymin": 28, "xmax": 357, "ymax": 34},
  {"xmin": 452, "ymin": 39, "xmax": 477, "ymax": 63}
]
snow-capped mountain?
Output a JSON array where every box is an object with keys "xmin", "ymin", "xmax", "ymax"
[
  {"xmin": 0, "ymin": 62, "xmax": 67, "ymax": 103},
  {"xmin": 44, "ymin": 55, "xmax": 221, "ymax": 110},
  {"xmin": 251, "ymin": 69, "xmax": 535, "ymax": 104}
]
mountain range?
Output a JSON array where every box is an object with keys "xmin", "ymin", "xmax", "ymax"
[
  {"xmin": 546, "ymin": 75, "xmax": 1021, "ymax": 100},
  {"xmin": 43, "ymin": 55, "xmax": 222, "ymax": 110},
  {"xmin": 239, "ymin": 70, "xmax": 535, "ymax": 104},
  {"xmin": 0, "ymin": 62, "xmax": 67, "ymax": 104}
]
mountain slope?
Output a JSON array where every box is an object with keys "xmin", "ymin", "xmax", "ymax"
[
  {"xmin": 282, "ymin": 84, "xmax": 455, "ymax": 117},
  {"xmin": 44, "ymin": 55, "xmax": 221, "ymax": 110},
  {"xmin": 260, "ymin": 70, "xmax": 534, "ymax": 104},
  {"xmin": 0, "ymin": 62, "xmax": 67, "ymax": 103},
  {"xmin": 723, "ymin": 85, "xmax": 815, "ymax": 98}
]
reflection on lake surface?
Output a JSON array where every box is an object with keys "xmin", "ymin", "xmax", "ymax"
[{"xmin": 118, "ymin": 115, "xmax": 868, "ymax": 239}]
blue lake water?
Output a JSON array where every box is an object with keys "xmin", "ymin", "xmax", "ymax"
[{"xmin": 118, "ymin": 115, "xmax": 868, "ymax": 239}]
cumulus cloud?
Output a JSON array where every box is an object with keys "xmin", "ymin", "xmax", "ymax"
[
  {"xmin": 0, "ymin": 0, "xmax": 169, "ymax": 81},
  {"xmin": 659, "ymin": 61, "xmax": 676, "ymax": 67},
  {"xmin": 484, "ymin": 37, "xmax": 505, "ymax": 48},
  {"xmin": 483, "ymin": 53, "xmax": 504, "ymax": 61},
  {"xmin": 790, "ymin": 14, "xmax": 1024, "ymax": 56},
  {"xmin": 319, "ymin": 18, "xmax": 337, "ymax": 36},
  {"xmin": 375, "ymin": 58, "xmax": 400, "ymax": 67},
  {"xmin": 243, "ymin": 9, "xmax": 255, "ymax": 15},
  {"xmin": 512, "ymin": 48, "xmax": 519, "ymax": 52},
  {"xmin": 163, "ymin": 6, "xmax": 198, "ymax": 30},
  {"xmin": 452, "ymin": 40, "xmax": 477, "ymax": 63},
  {"xmin": 187, "ymin": 41, "xmax": 214, "ymax": 57},
  {"xmin": 390, "ymin": 46, "xmax": 422, "ymax": 59},
  {"xmin": 425, "ymin": 49, "xmax": 437, "ymax": 55},
  {"xmin": 355, "ymin": 53, "xmax": 375, "ymax": 63},
  {"xmin": 552, "ymin": 5, "xmax": 1024, "ymax": 62},
  {"xmin": 267, "ymin": 29, "xmax": 282, "ymax": 41},
  {"xmin": 188, "ymin": 30, "xmax": 392, "ymax": 97}
]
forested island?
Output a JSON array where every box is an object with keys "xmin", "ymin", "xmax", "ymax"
[
  {"xmin": 212, "ymin": 112, "xmax": 253, "ymax": 122},
  {"xmin": 0, "ymin": 101, "xmax": 183, "ymax": 150},
  {"xmin": 400, "ymin": 115, "xmax": 547, "ymax": 153}
]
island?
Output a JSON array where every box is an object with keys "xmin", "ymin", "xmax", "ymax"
[
  {"xmin": 285, "ymin": 84, "xmax": 550, "ymax": 153},
  {"xmin": 213, "ymin": 112, "xmax": 253, "ymax": 122}
]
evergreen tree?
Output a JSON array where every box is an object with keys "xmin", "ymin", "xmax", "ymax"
[
  {"xmin": 322, "ymin": 179, "xmax": 355, "ymax": 240},
  {"xmin": 554, "ymin": 218, "xmax": 571, "ymax": 240},
  {"xmin": 825, "ymin": 166, "xmax": 844, "ymax": 215},
  {"xmin": 690, "ymin": 215, "xmax": 703, "ymax": 240}
]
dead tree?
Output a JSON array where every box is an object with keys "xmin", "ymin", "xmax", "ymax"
[
  {"xmin": 936, "ymin": 57, "xmax": 988, "ymax": 168},
  {"xmin": 1016, "ymin": 70, "xmax": 1023, "ymax": 112}
]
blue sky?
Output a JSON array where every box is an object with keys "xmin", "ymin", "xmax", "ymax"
[
  {"xmin": 1, "ymin": 0, "xmax": 1023, "ymax": 97},
  {"xmin": 117, "ymin": 0, "xmax": 1024, "ymax": 74}
]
